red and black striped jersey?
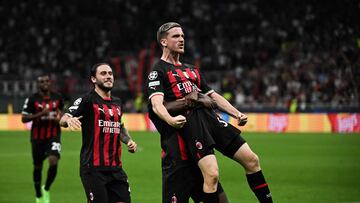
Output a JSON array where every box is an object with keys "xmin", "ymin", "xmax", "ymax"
[
  {"xmin": 22, "ymin": 92, "xmax": 64, "ymax": 141},
  {"xmin": 146, "ymin": 60, "xmax": 214, "ymax": 168},
  {"xmin": 66, "ymin": 90, "xmax": 124, "ymax": 171},
  {"xmin": 146, "ymin": 60, "xmax": 214, "ymax": 102}
]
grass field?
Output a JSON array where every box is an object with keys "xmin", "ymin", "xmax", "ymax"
[{"xmin": 0, "ymin": 131, "xmax": 359, "ymax": 203}]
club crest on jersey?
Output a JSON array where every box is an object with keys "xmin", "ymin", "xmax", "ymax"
[
  {"xmin": 108, "ymin": 109, "xmax": 114, "ymax": 116},
  {"xmin": 148, "ymin": 71, "xmax": 158, "ymax": 80},
  {"xmin": 89, "ymin": 192, "xmax": 94, "ymax": 201},
  {"xmin": 171, "ymin": 194, "xmax": 177, "ymax": 203},
  {"xmin": 116, "ymin": 107, "xmax": 122, "ymax": 116},
  {"xmin": 195, "ymin": 141, "xmax": 203, "ymax": 150}
]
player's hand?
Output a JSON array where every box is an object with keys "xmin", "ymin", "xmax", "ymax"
[
  {"xmin": 127, "ymin": 140, "xmax": 137, "ymax": 153},
  {"xmin": 168, "ymin": 115, "xmax": 186, "ymax": 129},
  {"xmin": 40, "ymin": 107, "xmax": 50, "ymax": 116},
  {"xmin": 184, "ymin": 91, "xmax": 198, "ymax": 108},
  {"xmin": 237, "ymin": 112, "xmax": 248, "ymax": 126},
  {"xmin": 67, "ymin": 116, "xmax": 83, "ymax": 131}
]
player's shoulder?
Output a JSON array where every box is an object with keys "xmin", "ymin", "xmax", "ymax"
[
  {"xmin": 50, "ymin": 91, "xmax": 63, "ymax": 99},
  {"xmin": 71, "ymin": 91, "xmax": 93, "ymax": 106},
  {"xmin": 111, "ymin": 96, "xmax": 122, "ymax": 104},
  {"xmin": 183, "ymin": 63, "xmax": 198, "ymax": 70}
]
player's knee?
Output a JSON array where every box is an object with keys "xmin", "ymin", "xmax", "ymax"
[
  {"xmin": 203, "ymin": 167, "xmax": 219, "ymax": 185},
  {"xmin": 245, "ymin": 153, "xmax": 260, "ymax": 173}
]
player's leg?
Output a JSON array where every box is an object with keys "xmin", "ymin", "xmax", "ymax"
[
  {"xmin": 31, "ymin": 141, "xmax": 45, "ymax": 202},
  {"xmin": 232, "ymin": 143, "xmax": 272, "ymax": 203},
  {"xmin": 44, "ymin": 139, "xmax": 61, "ymax": 191},
  {"xmin": 80, "ymin": 170, "xmax": 109, "ymax": 203},
  {"xmin": 107, "ymin": 179, "xmax": 131, "ymax": 203},
  {"xmin": 162, "ymin": 166, "xmax": 193, "ymax": 203},
  {"xmin": 42, "ymin": 139, "xmax": 61, "ymax": 203},
  {"xmin": 180, "ymin": 110, "xmax": 219, "ymax": 203},
  {"xmin": 209, "ymin": 113, "xmax": 273, "ymax": 203}
]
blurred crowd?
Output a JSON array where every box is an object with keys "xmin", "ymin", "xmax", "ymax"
[{"xmin": 1, "ymin": 0, "xmax": 359, "ymax": 112}]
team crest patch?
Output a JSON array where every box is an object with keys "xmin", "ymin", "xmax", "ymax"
[
  {"xmin": 148, "ymin": 71, "xmax": 158, "ymax": 80},
  {"xmin": 171, "ymin": 194, "xmax": 177, "ymax": 203},
  {"xmin": 89, "ymin": 192, "xmax": 94, "ymax": 201},
  {"xmin": 195, "ymin": 141, "xmax": 203, "ymax": 150}
]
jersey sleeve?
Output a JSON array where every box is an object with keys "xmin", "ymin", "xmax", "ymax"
[
  {"xmin": 146, "ymin": 67, "xmax": 165, "ymax": 100},
  {"xmin": 22, "ymin": 96, "xmax": 35, "ymax": 115},
  {"xmin": 66, "ymin": 96, "xmax": 87, "ymax": 117}
]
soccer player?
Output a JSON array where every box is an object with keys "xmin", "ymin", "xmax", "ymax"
[
  {"xmin": 21, "ymin": 74, "xmax": 64, "ymax": 203},
  {"xmin": 147, "ymin": 22, "xmax": 273, "ymax": 203},
  {"xmin": 59, "ymin": 63, "xmax": 137, "ymax": 203}
]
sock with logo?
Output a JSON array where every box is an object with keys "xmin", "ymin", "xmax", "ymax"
[
  {"xmin": 203, "ymin": 191, "xmax": 219, "ymax": 203},
  {"xmin": 246, "ymin": 170, "xmax": 273, "ymax": 203}
]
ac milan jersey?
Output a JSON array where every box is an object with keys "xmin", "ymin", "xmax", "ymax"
[
  {"xmin": 146, "ymin": 60, "xmax": 214, "ymax": 168},
  {"xmin": 22, "ymin": 92, "xmax": 64, "ymax": 141},
  {"xmin": 146, "ymin": 60, "xmax": 214, "ymax": 102},
  {"xmin": 66, "ymin": 90, "xmax": 124, "ymax": 171}
]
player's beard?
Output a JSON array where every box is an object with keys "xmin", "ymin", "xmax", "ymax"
[{"xmin": 97, "ymin": 81, "xmax": 113, "ymax": 92}]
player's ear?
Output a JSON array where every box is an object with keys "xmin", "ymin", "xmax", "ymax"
[
  {"xmin": 90, "ymin": 76, "xmax": 96, "ymax": 84},
  {"xmin": 160, "ymin": 38, "xmax": 167, "ymax": 48}
]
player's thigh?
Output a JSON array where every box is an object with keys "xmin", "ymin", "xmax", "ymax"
[
  {"xmin": 107, "ymin": 180, "xmax": 131, "ymax": 203},
  {"xmin": 232, "ymin": 142, "xmax": 259, "ymax": 166},
  {"xmin": 163, "ymin": 167, "xmax": 196, "ymax": 203},
  {"xmin": 80, "ymin": 171, "xmax": 108, "ymax": 203},
  {"xmin": 31, "ymin": 141, "xmax": 46, "ymax": 165},
  {"xmin": 45, "ymin": 137, "xmax": 61, "ymax": 159},
  {"xmin": 211, "ymin": 125, "xmax": 245, "ymax": 159}
]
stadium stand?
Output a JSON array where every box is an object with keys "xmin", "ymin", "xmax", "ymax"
[{"xmin": 0, "ymin": 0, "xmax": 359, "ymax": 113}]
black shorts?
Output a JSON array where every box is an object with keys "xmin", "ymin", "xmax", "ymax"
[
  {"xmin": 162, "ymin": 163, "xmax": 224, "ymax": 203},
  {"xmin": 31, "ymin": 137, "xmax": 61, "ymax": 165},
  {"xmin": 181, "ymin": 108, "xmax": 246, "ymax": 160},
  {"xmin": 178, "ymin": 109, "xmax": 216, "ymax": 162},
  {"xmin": 80, "ymin": 169, "xmax": 130, "ymax": 203},
  {"xmin": 202, "ymin": 109, "xmax": 247, "ymax": 158}
]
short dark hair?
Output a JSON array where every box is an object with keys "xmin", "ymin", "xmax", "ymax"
[
  {"xmin": 156, "ymin": 22, "xmax": 181, "ymax": 46},
  {"xmin": 90, "ymin": 63, "xmax": 111, "ymax": 78}
]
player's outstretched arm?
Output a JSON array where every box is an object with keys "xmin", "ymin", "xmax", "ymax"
[
  {"xmin": 59, "ymin": 114, "xmax": 83, "ymax": 130},
  {"xmin": 209, "ymin": 92, "xmax": 248, "ymax": 126}
]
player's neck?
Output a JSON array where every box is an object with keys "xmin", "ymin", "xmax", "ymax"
[
  {"xmin": 39, "ymin": 90, "xmax": 50, "ymax": 97},
  {"xmin": 161, "ymin": 51, "xmax": 181, "ymax": 65},
  {"xmin": 94, "ymin": 87, "xmax": 111, "ymax": 99}
]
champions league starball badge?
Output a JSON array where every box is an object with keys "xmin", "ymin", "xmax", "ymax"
[{"xmin": 148, "ymin": 71, "xmax": 158, "ymax": 80}]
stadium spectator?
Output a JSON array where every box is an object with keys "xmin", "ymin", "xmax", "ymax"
[
  {"xmin": 21, "ymin": 74, "xmax": 64, "ymax": 203},
  {"xmin": 60, "ymin": 63, "xmax": 137, "ymax": 203}
]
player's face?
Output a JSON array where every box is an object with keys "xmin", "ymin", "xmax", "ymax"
[
  {"xmin": 93, "ymin": 65, "xmax": 114, "ymax": 91},
  {"xmin": 37, "ymin": 76, "xmax": 50, "ymax": 92},
  {"xmin": 164, "ymin": 27, "xmax": 185, "ymax": 54}
]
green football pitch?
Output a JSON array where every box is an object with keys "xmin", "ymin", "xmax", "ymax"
[{"xmin": 0, "ymin": 131, "xmax": 359, "ymax": 203}]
